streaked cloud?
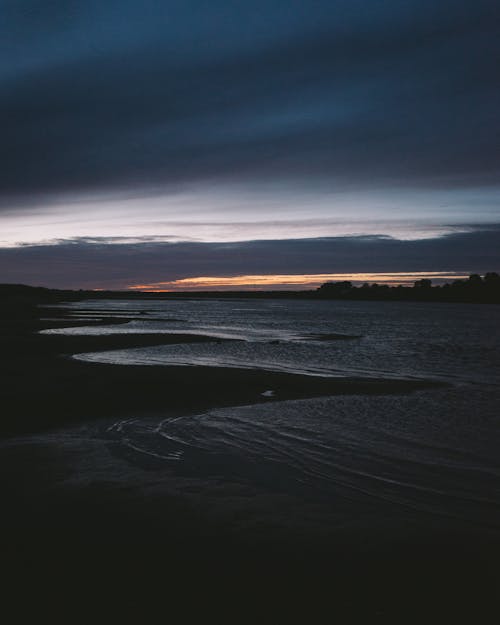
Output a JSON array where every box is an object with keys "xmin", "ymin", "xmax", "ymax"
[
  {"xmin": 0, "ymin": 186, "xmax": 496, "ymax": 248},
  {"xmin": 1, "ymin": 228, "xmax": 498, "ymax": 290},
  {"xmin": 129, "ymin": 272, "xmax": 471, "ymax": 291}
]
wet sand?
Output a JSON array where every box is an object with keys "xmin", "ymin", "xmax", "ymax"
[{"xmin": 1, "ymin": 300, "xmax": 498, "ymax": 623}]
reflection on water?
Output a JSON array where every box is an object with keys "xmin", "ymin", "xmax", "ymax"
[
  {"xmin": 47, "ymin": 298, "xmax": 500, "ymax": 529},
  {"xmin": 46, "ymin": 298, "xmax": 500, "ymax": 385}
]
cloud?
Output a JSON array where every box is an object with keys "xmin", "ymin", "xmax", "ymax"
[
  {"xmin": 1, "ymin": 0, "xmax": 499, "ymax": 213},
  {"xmin": 1, "ymin": 227, "xmax": 499, "ymax": 290}
]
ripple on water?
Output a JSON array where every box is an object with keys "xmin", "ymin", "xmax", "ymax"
[{"xmin": 103, "ymin": 392, "xmax": 500, "ymax": 530}]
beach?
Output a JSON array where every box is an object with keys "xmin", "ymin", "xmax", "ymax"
[{"xmin": 1, "ymin": 295, "xmax": 499, "ymax": 622}]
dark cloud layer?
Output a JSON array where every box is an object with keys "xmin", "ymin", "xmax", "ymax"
[
  {"xmin": 1, "ymin": 227, "xmax": 499, "ymax": 290},
  {"xmin": 2, "ymin": 0, "xmax": 500, "ymax": 208}
]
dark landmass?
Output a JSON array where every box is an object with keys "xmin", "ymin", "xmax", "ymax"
[
  {"xmin": 2, "ymin": 271, "xmax": 500, "ymax": 305},
  {"xmin": 1, "ymin": 288, "xmax": 498, "ymax": 623},
  {"xmin": 316, "ymin": 272, "xmax": 500, "ymax": 303}
]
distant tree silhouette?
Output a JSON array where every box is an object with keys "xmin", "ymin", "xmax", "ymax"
[
  {"xmin": 468, "ymin": 274, "xmax": 483, "ymax": 286},
  {"xmin": 484, "ymin": 272, "xmax": 500, "ymax": 285},
  {"xmin": 414, "ymin": 278, "xmax": 432, "ymax": 289},
  {"xmin": 316, "ymin": 274, "xmax": 500, "ymax": 303},
  {"xmin": 317, "ymin": 281, "xmax": 353, "ymax": 296}
]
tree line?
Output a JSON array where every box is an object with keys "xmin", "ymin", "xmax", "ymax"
[{"xmin": 316, "ymin": 273, "xmax": 500, "ymax": 303}]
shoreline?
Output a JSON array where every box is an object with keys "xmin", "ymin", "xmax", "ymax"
[{"xmin": 1, "ymin": 304, "xmax": 445, "ymax": 438}]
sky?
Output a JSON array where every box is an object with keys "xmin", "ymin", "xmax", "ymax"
[{"xmin": 1, "ymin": 0, "xmax": 499, "ymax": 290}]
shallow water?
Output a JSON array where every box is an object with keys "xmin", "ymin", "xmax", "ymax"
[
  {"xmin": 46, "ymin": 298, "xmax": 500, "ymax": 384},
  {"xmin": 45, "ymin": 298, "xmax": 500, "ymax": 530}
]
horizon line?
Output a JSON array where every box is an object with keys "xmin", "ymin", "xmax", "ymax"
[{"xmin": 127, "ymin": 271, "xmax": 472, "ymax": 292}]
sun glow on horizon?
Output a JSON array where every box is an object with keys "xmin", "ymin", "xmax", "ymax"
[{"xmin": 128, "ymin": 272, "xmax": 470, "ymax": 292}]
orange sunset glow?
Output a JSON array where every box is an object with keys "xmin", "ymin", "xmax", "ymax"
[{"xmin": 128, "ymin": 272, "xmax": 469, "ymax": 292}]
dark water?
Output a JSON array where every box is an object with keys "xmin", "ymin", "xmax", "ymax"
[{"xmin": 44, "ymin": 299, "xmax": 500, "ymax": 531}]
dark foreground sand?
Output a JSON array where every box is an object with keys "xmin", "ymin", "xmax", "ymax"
[{"xmin": 1, "ymin": 300, "xmax": 498, "ymax": 623}]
